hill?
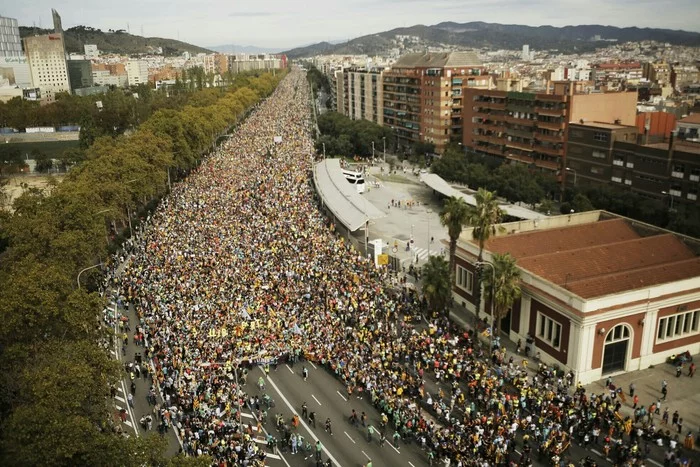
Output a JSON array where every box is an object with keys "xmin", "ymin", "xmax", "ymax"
[
  {"xmin": 19, "ymin": 25, "xmax": 212, "ymax": 56},
  {"xmin": 209, "ymin": 44, "xmax": 284, "ymax": 54},
  {"xmin": 283, "ymin": 21, "xmax": 700, "ymax": 58}
]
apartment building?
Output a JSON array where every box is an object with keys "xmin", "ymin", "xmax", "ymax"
[
  {"xmin": 566, "ymin": 121, "xmax": 700, "ymax": 207},
  {"xmin": 382, "ymin": 51, "xmax": 483, "ymax": 153},
  {"xmin": 126, "ymin": 60, "xmax": 148, "ymax": 86},
  {"xmin": 0, "ymin": 15, "xmax": 32, "ymax": 88},
  {"xmin": 463, "ymin": 82, "xmax": 637, "ymax": 174},
  {"xmin": 672, "ymin": 64, "xmax": 699, "ymax": 90},
  {"xmin": 593, "ymin": 62, "xmax": 643, "ymax": 90},
  {"xmin": 338, "ymin": 67, "xmax": 384, "ymax": 125},
  {"xmin": 203, "ymin": 53, "xmax": 229, "ymax": 75},
  {"xmin": 67, "ymin": 59, "xmax": 93, "ymax": 90},
  {"xmin": 643, "ymin": 61, "xmax": 671, "ymax": 86}
]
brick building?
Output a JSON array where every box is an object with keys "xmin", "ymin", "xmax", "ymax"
[
  {"xmin": 462, "ymin": 82, "xmax": 637, "ymax": 175},
  {"xmin": 453, "ymin": 211, "xmax": 700, "ymax": 384},
  {"xmin": 382, "ymin": 52, "xmax": 484, "ymax": 153}
]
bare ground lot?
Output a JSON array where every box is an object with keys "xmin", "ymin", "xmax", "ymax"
[{"xmin": 1, "ymin": 175, "xmax": 65, "ymax": 211}]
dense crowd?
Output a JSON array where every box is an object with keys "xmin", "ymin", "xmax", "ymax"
[{"xmin": 120, "ymin": 70, "xmax": 696, "ymax": 467}]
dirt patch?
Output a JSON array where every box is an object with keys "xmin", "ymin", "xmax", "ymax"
[{"xmin": 1, "ymin": 175, "xmax": 65, "ymax": 211}]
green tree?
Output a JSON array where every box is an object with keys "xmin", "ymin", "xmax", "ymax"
[
  {"xmin": 421, "ymin": 255, "xmax": 452, "ymax": 316},
  {"xmin": 481, "ymin": 253, "xmax": 521, "ymax": 338},
  {"xmin": 571, "ymin": 193, "xmax": 595, "ymax": 213},
  {"xmin": 439, "ymin": 196, "xmax": 472, "ymax": 283}
]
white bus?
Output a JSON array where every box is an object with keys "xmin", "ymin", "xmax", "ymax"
[{"xmin": 342, "ymin": 168, "xmax": 366, "ymax": 193}]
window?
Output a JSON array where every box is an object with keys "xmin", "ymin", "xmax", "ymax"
[
  {"xmin": 456, "ymin": 266, "xmax": 474, "ymax": 294},
  {"xmin": 537, "ymin": 313, "xmax": 562, "ymax": 349},
  {"xmin": 593, "ymin": 131, "xmax": 609, "ymax": 142},
  {"xmin": 657, "ymin": 310, "xmax": 700, "ymax": 342},
  {"xmin": 592, "ymin": 150, "xmax": 606, "ymax": 159}
]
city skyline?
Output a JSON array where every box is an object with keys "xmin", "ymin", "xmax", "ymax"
[{"xmin": 4, "ymin": 0, "xmax": 700, "ymax": 50}]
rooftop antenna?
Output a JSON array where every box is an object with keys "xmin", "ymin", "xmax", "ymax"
[{"xmin": 127, "ymin": 22, "xmax": 130, "ymax": 34}]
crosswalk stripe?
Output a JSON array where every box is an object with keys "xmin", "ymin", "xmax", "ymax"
[
  {"xmin": 124, "ymin": 420, "xmax": 133, "ymax": 428},
  {"xmin": 115, "ymin": 395, "xmax": 125, "ymax": 403},
  {"xmin": 241, "ymin": 412, "xmax": 255, "ymax": 419}
]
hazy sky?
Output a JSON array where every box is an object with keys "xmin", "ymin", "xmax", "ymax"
[{"xmin": 5, "ymin": 0, "xmax": 700, "ymax": 49}]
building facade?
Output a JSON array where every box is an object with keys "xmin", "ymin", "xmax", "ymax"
[
  {"xmin": 339, "ymin": 68, "xmax": 384, "ymax": 125},
  {"xmin": 23, "ymin": 33, "xmax": 71, "ymax": 102},
  {"xmin": 0, "ymin": 16, "xmax": 32, "ymax": 89},
  {"xmin": 67, "ymin": 59, "xmax": 94, "ymax": 90},
  {"xmin": 126, "ymin": 60, "xmax": 148, "ymax": 87},
  {"xmin": 453, "ymin": 211, "xmax": 700, "ymax": 384},
  {"xmin": 383, "ymin": 51, "xmax": 484, "ymax": 153},
  {"xmin": 0, "ymin": 16, "xmax": 22, "ymax": 57},
  {"xmin": 566, "ymin": 121, "xmax": 700, "ymax": 207},
  {"xmin": 463, "ymin": 84, "xmax": 637, "ymax": 175}
]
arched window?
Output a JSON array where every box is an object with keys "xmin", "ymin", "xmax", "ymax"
[{"xmin": 606, "ymin": 324, "xmax": 631, "ymax": 343}]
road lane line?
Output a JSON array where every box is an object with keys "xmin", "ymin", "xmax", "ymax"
[
  {"xmin": 264, "ymin": 370, "xmax": 343, "ymax": 467},
  {"xmin": 312, "ymin": 394, "xmax": 322, "ymax": 406},
  {"xmin": 648, "ymin": 460, "xmax": 663, "ymax": 467},
  {"xmin": 387, "ymin": 441, "xmax": 400, "ymax": 454},
  {"xmin": 591, "ymin": 449, "xmax": 602, "ymax": 455},
  {"xmin": 309, "ymin": 361, "xmax": 317, "ymax": 369},
  {"xmin": 344, "ymin": 431, "xmax": 356, "ymax": 444},
  {"xmin": 362, "ymin": 450, "xmax": 371, "ymax": 460},
  {"xmin": 409, "ymin": 462, "xmax": 416, "ymax": 467},
  {"xmin": 336, "ymin": 391, "xmax": 347, "ymax": 401},
  {"xmin": 115, "ymin": 395, "xmax": 125, "ymax": 403},
  {"xmin": 285, "ymin": 364, "xmax": 294, "ymax": 374}
]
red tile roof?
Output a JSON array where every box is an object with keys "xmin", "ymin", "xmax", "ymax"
[{"xmin": 477, "ymin": 218, "xmax": 699, "ymax": 298}]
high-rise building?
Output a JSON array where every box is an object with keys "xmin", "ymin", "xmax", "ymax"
[
  {"xmin": 339, "ymin": 67, "xmax": 385, "ymax": 125},
  {"xmin": 23, "ymin": 32, "xmax": 71, "ymax": 102},
  {"xmin": 522, "ymin": 44, "xmax": 530, "ymax": 62},
  {"xmin": 126, "ymin": 60, "xmax": 148, "ymax": 86},
  {"xmin": 0, "ymin": 15, "xmax": 32, "ymax": 88},
  {"xmin": 67, "ymin": 59, "xmax": 94, "ymax": 90},
  {"xmin": 382, "ymin": 51, "xmax": 483, "ymax": 153},
  {"xmin": 462, "ymin": 81, "xmax": 637, "ymax": 175},
  {"xmin": 0, "ymin": 16, "xmax": 22, "ymax": 57}
]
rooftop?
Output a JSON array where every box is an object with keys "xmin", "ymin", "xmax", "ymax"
[
  {"xmin": 678, "ymin": 113, "xmax": 700, "ymax": 125},
  {"xmin": 474, "ymin": 216, "xmax": 700, "ymax": 299},
  {"xmin": 393, "ymin": 51, "xmax": 482, "ymax": 69},
  {"xmin": 570, "ymin": 121, "xmax": 634, "ymax": 130}
]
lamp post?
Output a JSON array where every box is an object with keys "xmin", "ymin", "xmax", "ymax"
[
  {"xmin": 77, "ymin": 262, "xmax": 104, "ymax": 289},
  {"xmin": 94, "ymin": 208, "xmax": 116, "ymax": 246},
  {"xmin": 476, "ymin": 260, "xmax": 496, "ymax": 352},
  {"xmin": 322, "ymin": 142, "xmax": 326, "ymax": 159},
  {"xmin": 427, "ymin": 209, "xmax": 433, "ymax": 257},
  {"xmin": 566, "ymin": 167, "xmax": 577, "ymax": 186},
  {"xmin": 371, "ymin": 141, "xmax": 375, "ymax": 161},
  {"xmin": 661, "ymin": 190, "xmax": 675, "ymax": 212},
  {"xmin": 382, "ymin": 136, "xmax": 386, "ymax": 164},
  {"xmin": 124, "ymin": 178, "xmax": 143, "ymax": 239}
]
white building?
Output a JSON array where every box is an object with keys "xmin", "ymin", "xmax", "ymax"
[
  {"xmin": 84, "ymin": 44, "xmax": 99, "ymax": 60},
  {"xmin": 522, "ymin": 44, "xmax": 530, "ymax": 62},
  {"xmin": 0, "ymin": 16, "xmax": 22, "ymax": 57},
  {"xmin": 126, "ymin": 60, "xmax": 148, "ymax": 86},
  {"xmin": 23, "ymin": 33, "xmax": 71, "ymax": 102},
  {"xmin": 92, "ymin": 69, "xmax": 128, "ymax": 88}
]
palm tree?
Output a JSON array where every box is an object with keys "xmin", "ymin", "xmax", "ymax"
[
  {"xmin": 421, "ymin": 256, "xmax": 452, "ymax": 316},
  {"xmin": 482, "ymin": 253, "xmax": 521, "ymax": 338},
  {"xmin": 467, "ymin": 188, "xmax": 505, "ymax": 316},
  {"xmin": 439, "ymin": 196, "xmax": 472, "ymax": 283}
]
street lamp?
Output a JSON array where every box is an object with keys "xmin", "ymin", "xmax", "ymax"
[
  {"xmin": 77, "ymin": 262, "xmax": 104, "ymax": 289},
  {"xmin": 382, "ymin": 136, "xmax": 386, "ymax": 164},
  {"xmin": 427, "ymin": 209, "xmax": 433, "ymax": 257},
  {"xmin": 322, "ymin": 142, "xmax": 326, "ymax": 159},
  {"xmin": 371, "ymin": 141, "xmax": 375, "ymax": 161},
  {"xmin": 476, "ymin": 260, "xmax": 496, "ymax": 352},
  {"xmin": 661, "ymin": 191, "xmax": 675, "ymax": 212},
  {"xmin": 566, "ymin": 167, "xmax": 577, "ymax": 186}
]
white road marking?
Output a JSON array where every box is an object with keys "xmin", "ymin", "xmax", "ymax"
[
  {"xmin": 124, "ymin": 420, "xmax": 133, "ymax": 428},
  {"xmin": 387, "ymin": 441, "xmax": 400, "ymax": 454},
  {"xmin": 408, "ymin": 462, "xmax": 416, "ymax": 467},
  {"xmin": 115, "ymin": 395, "xmax": 125, "ymax": 403},
  {"xmin": 264, "ymin": 370, "xmax": 343, "ymax": 467},
  {"xmin": 309, "ymin": 361, "xmax": 317, "ymax": 369},
  {"xmin": 243, "ymin": 403, "xmax": 291, "ymax": 467},
  {"xmin": 336, "ymin": 391, "xmax": 347, "ymax": 401},
  {"xmin": 591, "ymin": 449, "xmax": 602, "ymax": 455},
  {"xmin": 241, "ymin": 412, "xmax": 255, "ymax": 419},
  {"xmin": 362, "ymin": 450, "xmax": 371, "ymax": 460},
  {"xmin": 648, "ymin": 460, "xmax": 663, "ymax": 467},
  {"xmin": 344, "ymin": 431, "xmax": 356, "ymax": 444},
  {"xmin": 285, "ymin": 364, "xmax": 294, "ymax": 374},
  {"xmin": 312, "ymin": 394, "xmax": 322, "ymax": 406}
]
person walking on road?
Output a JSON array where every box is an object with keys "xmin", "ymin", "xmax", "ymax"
[
  {"xmin": 315, "ymin": 441, "xmax": 322, "ymax": 461},
  {"xmin": 629, "ymin": 382, "xmax": 636, "ymax": 397},
  {"xmin": 308, "ymin": 411, "xmax": 316, "ymax": 428},
  {"xmin": 325, "ymin": 417, "xmax": 333, "ymax": 435},
  {"xmin": 303, "ymin": 366, "xmax": 309, "ymax": 381},
  {"xmin": 127, "ymin": 392, "xmax": 134, "ymax": 408},
  {"xmin": 689, "ymin": 362, "xmax": 696, "ymax": 377},
  {"xmin": 301, "ymin": 401, "xmax": 308, "ymax": 419},
  {"xmin": 367, "ymin": 424, "xmax": 375, "ymax": 442}
]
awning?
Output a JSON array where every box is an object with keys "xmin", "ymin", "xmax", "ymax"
[
  {"xmin": 420, "ymin": 173, "xmax": 544, "ymax": 221},
  {"xmin": 312, "ymin": 159, "xmax": 386, "ymax": 231}
]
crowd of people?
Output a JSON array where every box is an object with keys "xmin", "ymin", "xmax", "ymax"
[{"xmin": 118, "ymin": 69, "xmax": 697, "ymax": 467}]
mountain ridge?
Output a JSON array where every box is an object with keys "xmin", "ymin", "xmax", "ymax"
[{"xmin": 283, "ymin": 21, "xmax": 700, "ymax": 58}]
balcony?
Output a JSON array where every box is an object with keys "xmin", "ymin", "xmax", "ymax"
[
  {"xmin": 505, "ymin": 115, "xmax": 535, "ymax": 125},
  {"xmin": 613, "ymin": 159, "xmax": 624, "ymax": 166},
  {"xmin": 671, "ymin": 171, "xmax": 685, "ymax": 179},
  {"xmin": 506, "ymin": 140, "xmax": 534, "ymax": 151},
  {"xmin": 481, "ymin": 101, "xmax": 506, "ymax": 110},
  {"xmin": 537, "ymin": 120, "xmax": 565, "ymax": 131},
  {"xmin": 536, "ymin": 145, "xmax": 564, "ymax": 157},
  {"xmin": 475, "ymin": 122, "xmax": 505, "ymax": 133},
  {"xmin": 535, "ymin": 159, "xmax": 560, "ymax": 171},
  {"xmin": 536, "ymin": 132, "xmax": 563, "ymax": 143},
  {"xmin": 535, "ymin": 106, "xmax": 566, "ymax": 117},
  {"xmin": 477, "ymin": 145, "xmax": 505, "ymax": 156},
  {"xmin": 507, "ymin": 128, "xmax": 535, "ymax": 139},
  {"xmin": 507, "ymin": 153, "xmax": 535, "ymax": 164},
  {"xmin": 690, "ymin": 174, "xmax": 700, "ymax": 182}
]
